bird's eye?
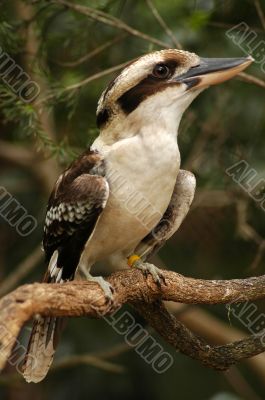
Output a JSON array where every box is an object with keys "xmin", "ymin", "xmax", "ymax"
[{"xmin": 152, "ymin": 64, "xmax": 171, "ymax": 79}]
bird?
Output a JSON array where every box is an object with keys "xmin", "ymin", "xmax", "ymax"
[{"xmin": 21, "ymin": 49, "xmax": 252, "ymax": 383}]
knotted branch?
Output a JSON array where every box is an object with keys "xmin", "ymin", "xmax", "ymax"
[{"xmin": 0, "ymin": 267, "xmax": 265, "ymax": 374}]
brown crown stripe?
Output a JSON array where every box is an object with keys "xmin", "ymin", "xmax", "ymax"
[{"xmin": 102, "ymin": 57, "xmax": 141, "ymax": 102}]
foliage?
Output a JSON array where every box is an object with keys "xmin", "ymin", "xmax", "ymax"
[{"xmin": 0, "ymin": 1, "xmax": 265, "ymax": 399}]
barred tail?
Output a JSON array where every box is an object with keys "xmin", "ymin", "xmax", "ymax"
[
  {"xmin": 22, "ymin": 251, "xmax": 65, "ymax": 383},
  {"xmin": 22, "ymin": 316, "xmax": 57, "ymax": 383}
]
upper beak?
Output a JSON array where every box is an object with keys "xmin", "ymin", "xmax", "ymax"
[{"xmin": 175, "ymin": 56, "xmax": 253, "ymax": 89}]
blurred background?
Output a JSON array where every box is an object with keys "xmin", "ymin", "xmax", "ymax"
[{"xmin": 0, "ymin": 0, "xmax": 265, "ymax": 399}]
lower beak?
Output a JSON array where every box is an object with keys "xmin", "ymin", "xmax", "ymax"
[{"xmin": 175, "ymin": 56, "xmax": 253, "ymax": 89}]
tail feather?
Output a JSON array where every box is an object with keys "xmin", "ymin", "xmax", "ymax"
[
  {"xmin": 21, "ymin": 251, "xmax": 65, "ymax": 383},
  {"xmin": 22, "ymin": 317, "xmax": 57, "ymax": 383}
]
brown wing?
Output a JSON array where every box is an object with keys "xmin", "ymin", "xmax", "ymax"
[
  {"xmin": 43, "ymin": 148, "xmax": 109, "ymax": 281},
  {"xmin": 22, "ymin": 148, "xmax": 109, "ymax": 383}
]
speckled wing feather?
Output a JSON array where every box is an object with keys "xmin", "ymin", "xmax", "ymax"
[
  {"xmin": 22, "ymin": 148, "xmax": 109, "ymax": 383},
  {"xmin": 43, "ymin": 148, "xmax": 109, "ymax": 281}
]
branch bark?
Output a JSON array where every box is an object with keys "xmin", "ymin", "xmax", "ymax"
[
  {"xmin": 167, "ymin": 303, "xmax": 265, "ymax": 386},
  {"xmin": 0, "ymin": 267, "xmax": 265, "ymax": 375}
]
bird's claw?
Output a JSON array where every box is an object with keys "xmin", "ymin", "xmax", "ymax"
[
  {"xmin": 90, "ymin": 276, "xmax": 115, "ymax": 315},
  {"xmin": 92, "ymin": 276, "xmax": 114, "ymax": 302},
  {"xmin": 79, "ymin": 268, "xmax": 114, "ymax": 311},
  {"xmin": 133, "ymin": 260, "xmax": 166, "ymax": 287}
]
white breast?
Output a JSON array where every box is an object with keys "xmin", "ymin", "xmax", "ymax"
[{"xmin": 80, "ymin": 131, "xmax": 180, "ymax": 269}]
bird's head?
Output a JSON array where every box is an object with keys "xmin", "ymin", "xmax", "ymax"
[{"xmin": 96, "ymin": 49, "xmax": 252, "ymax": 143}]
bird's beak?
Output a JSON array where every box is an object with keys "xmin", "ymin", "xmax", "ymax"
[{"xmin": 175, "ymin": 56, "xmax": 253, "ymax": 89}]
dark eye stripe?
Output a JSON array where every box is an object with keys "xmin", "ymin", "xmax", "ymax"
[
  {"xmin": 117, "ymin": 59, "xmax": 179, "ymax": 114},
  {"xmin": 96, "ymin": 108, "xmax": 110, "ymax": 128},
  {"xmin": 117, "ymin": 76, "xmax": 160, "ymax": 114}
]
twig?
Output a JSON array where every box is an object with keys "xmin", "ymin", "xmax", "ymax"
[
  {"xmin": 249, "ymin": 240, "xmax": 265, "ymax": 271},
  {"xmin": 57, "ymin": 62, "xmax": 128, "ymax": 93},
  {"xmin": 52, "ymin": 354, "xmax": 125, "ymax": 374},
  {"xmin": 167, "ymin": 302, "xmax": 265, "ymax": 386},
  {"xmin": 0, "ymin": 140, "xmax": 58, "ymax": 193},
  {"xmin": 0, "ymin": 344, "xmax": 128, "ymax": 386},
  {"xmin": 37, "ymin": 61, "xmax": 129, "ymax": 104},
  {"xmin": 91, "ymin": 342, "xmax": 131, "ymax": 359},
  {"xmin": 236, "ymin": 200, "xmax": 263, "ymax": 245},
  {"xmin": 56, "ymin": 34, "xmax": 127, "ymax": 68},
  {"xmin": 238, "ymin": 72, "xmax": 265, "ymax": 90},
  {"xmin": 254, "ymin": 0, "xmax": 265, "ymax": 31},
  {"xmin": 135, "ymin": 300, "xmax": 265, "ymax": 370},
  {"xmin": 234, "ymin": 198, "xmax": 265, "ymax": 271},
  {"xmin": 0, "ymin": 245, "xmax": 42, "ymax": 297},
  {"xmin": 145, "ymin": 0, "xmax": 182, "ymax": 49},
  {"xmin": 208, "ymin": 21, "xmax": 264, "ymax": 33},
  {"xmin": 1, "ymin": 267, "xmax": 265, "ymax": 375},
  {"xmin": 193, "ymin": 189, "xmax": 234, "ymax": 209},
  {"xmin": 53, "ymin": 0, "xmax": 170, "ymax": 49},
  {"xmin": 223, "ymin": 366, "xmax": 262, "ymax": 400},
  {"xmin": 52, "ymin": 341, "xmax": 131, "ymax": 374}
]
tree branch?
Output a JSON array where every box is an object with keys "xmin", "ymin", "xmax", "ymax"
[
  {"xmin": 55, "ymin": 34, "xmax": 127, "ymax": 68},
  {"xmin": 238, "ymin": 72, "xmax": 265, "ymax": 90},
  {"xmin": 145, "ymin": 0, "xmax": 182, "ymax": 49},
  {"xmin": 0, "ymin": 343, "xmax": 129, "ymax": 386},
  {"xmin": 0, "ymin": 140, "xmax": 58, "ymax": 193},
  {"xmin": 254, "ymin": 0, "xmax": 265, "ymax": 32},
  {"xmin": 168, "ymin": 302, "xmax": 265, "ymax": 387},
  {"xmin": 37, "ymin": 61, "xmax": 130, "ymax": 104},
  {"xmin": 53, "ymin": 0, "xmax": 170, "ymax": 49},
  {"xmin": 0, "ymin": 267, "xmax": 265, "ymax": 375},
  {"xmin": 0, "ymin": 245, "xmax": 42, "ymax": 297},
  {"xmin": 134, "ymin": 300, "xmax": 265, "ymax": 371}
]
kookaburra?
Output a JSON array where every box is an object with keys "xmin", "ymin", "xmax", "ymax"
[{"xmin": 22, "ymin": 49, "xmax": 252, "ymax": 382}]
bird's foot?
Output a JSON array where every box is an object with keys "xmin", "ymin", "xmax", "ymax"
[
  {"xmin": 88, "ymin": 275, "xmax": 114, "ymax": 301},
  {"xmin": 79, "ymin": 267, "xmax": 114, "ymax": 305},
  {"xmin": 127, "ymin": 255, "xmax": 166, "ymax": 287}
]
